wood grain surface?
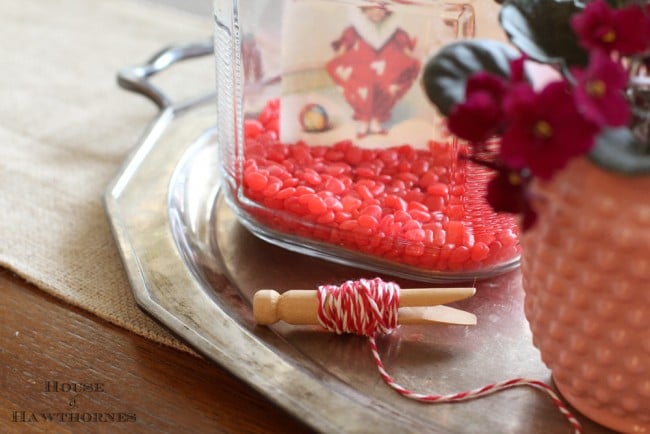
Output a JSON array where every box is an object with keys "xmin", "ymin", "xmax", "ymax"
[{"xmin": 0, "ymin": 268, "xmax": 313, "ymax": 433}]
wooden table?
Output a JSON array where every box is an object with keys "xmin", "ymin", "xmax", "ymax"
[{"xmin": 0, "ymin": 268, "xmax": 311, "ymax": 433}]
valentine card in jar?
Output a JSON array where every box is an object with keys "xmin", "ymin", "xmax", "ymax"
[{"xmin": 280, "ymin": 1, "xmax": 476, "ymax": 148}]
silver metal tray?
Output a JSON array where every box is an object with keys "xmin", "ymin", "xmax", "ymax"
[{"xmin": 105, "ymin": 43, "xmax": 612, "ymax": 434}]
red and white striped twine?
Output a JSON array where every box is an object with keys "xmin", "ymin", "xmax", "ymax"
[{"xmin": 317, "ymin": 278, "xmax": 582, "ymax": 434}]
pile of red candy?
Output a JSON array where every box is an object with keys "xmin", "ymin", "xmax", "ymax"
[{"xmin": 236, "ymin": 100, "xmax": 520, "ymax": 273}]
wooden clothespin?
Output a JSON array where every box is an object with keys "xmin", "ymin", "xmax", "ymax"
[{"xmin": 254, "ymin": 286, "xmax": 476, "ymax": 326}]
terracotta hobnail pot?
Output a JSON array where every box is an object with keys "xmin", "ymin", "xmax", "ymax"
[{"xmin": 521, "ymin": 158, "xmax": 650, "ymax": 433}]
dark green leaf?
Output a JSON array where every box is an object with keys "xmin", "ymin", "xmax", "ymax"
[
  {"xmin": 422, "ymin": 40, "xmax": 520, "ymax": 116},
  {"xmin": 589, "ymin": 128, "xmax": 650, "ymax": 175},
  {"xmin": 499, "ymin": 0, "xmax": 588, "ymax": 68}
]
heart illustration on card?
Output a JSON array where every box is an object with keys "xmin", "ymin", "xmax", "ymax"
[{"xmin": 335, "ymin": 65, "xmax": 353, "ymax": 81}]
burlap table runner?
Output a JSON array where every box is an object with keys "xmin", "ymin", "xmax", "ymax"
[{"xmin": 0, "ymin": 0, "xmax": 215, "ymax": 353}]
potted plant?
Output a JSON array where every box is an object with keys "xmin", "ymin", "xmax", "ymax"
[{"xmin": 422, "ymin": 0, "xmax": 650, "ymax": 432}]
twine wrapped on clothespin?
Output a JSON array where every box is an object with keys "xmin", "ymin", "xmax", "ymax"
[{"xmin": 252, "ymin": 278, "xmax": 581, "ymax": 434}]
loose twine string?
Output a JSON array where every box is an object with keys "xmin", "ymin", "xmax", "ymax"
[{"xmin": 317, "ymin": 278, "xmax": 582, "ymax": 434}]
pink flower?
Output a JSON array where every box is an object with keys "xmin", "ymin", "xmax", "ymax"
[
  {"xmin": 572, "ymin": 0, "xmax": 650, "ymax": 55},
  {"xmin": 500, "ymin": 81, "xmax": 600, "ymax": 179},
  {"xmin": 486, "ymin": 169, "xmax": 537, "ymax": 231},
  {"xmin": 447, "ymin": 72, "xmax": 507, "ymax": 142},
  {"xmin": 615, "ymin": 3, "xmax": 650, "ymax": 53},
  {"xmin": 572, "ymin": 50, "xmax": 630, "ymax": 127},
  {"xmin": 509, "ymin": 55, "xmax": 527, "ymax": 83}
]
